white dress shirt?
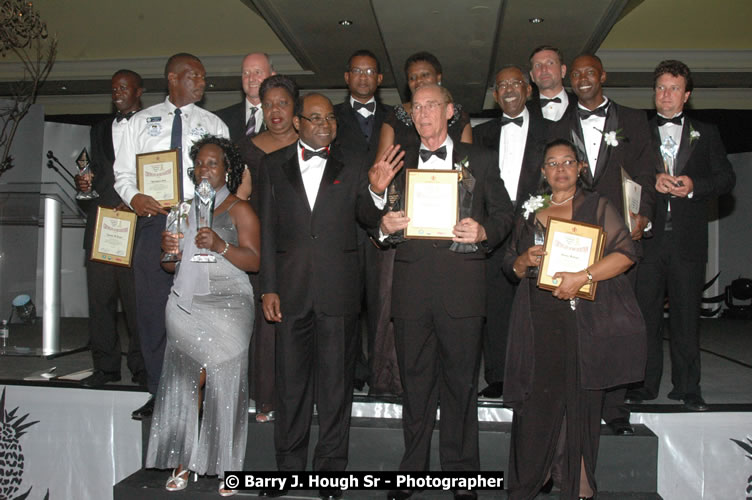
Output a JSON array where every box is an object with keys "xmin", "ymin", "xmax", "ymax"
[
  {"xmin": 113, "ymin": 97, "xmax": 229, "ymax": 206},
  {"xmin": 497, "ymin": 108, "xmax": 529, "ymax": 203},
  {"xmin": 578, "ymin": 98, "xmax": 610, "ymax": 177},
  {"xmin": 541, "ymin": 88, "xmax": 569, "ymax": 122},
  {"xmin": 298, "ymin": 140, "xmax": 329, "ymax": 209},
  {"xmin": 350, "ymin": 96, "xmax": 376, "ymax": 119},
  {"xmin": 246, "ymin": 102, "xmax": 263, "ymax": 134},
  {"xmin": 111, "ymin": 116, "xmax": 130, "ymax": 151}
]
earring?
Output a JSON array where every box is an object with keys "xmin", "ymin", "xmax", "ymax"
[
  {"xmin": 225, "ymin": 172, "xmax": 229, "ymax": 182},
  {"xmin": 437, "ymin": 81, "xmax": 442, "ymax": 86}
]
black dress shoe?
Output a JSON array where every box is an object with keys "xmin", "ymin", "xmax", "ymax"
[
  {"xmin": 607, "ymin": 417, "xmax": 634, "ymax": 436},
  {"xmin": 478, "ymin": 381, "xmax": 504, "ymax": 398},
  {"xmin": 453, "ymin": 489, "xmax": 477, "ymax": 500},
  {"xmin": 131, "ymin": 395, "xmax": 155, "ymax": 420},
  {"xmin": 666, "ymin": 389, "xmax": 684, "ymax": 401},
  {"xmin": 539, "ymin": 477, "xmax": 554, "ymax": 494},
  {"xmin": 80, "ymin": 370, "xmax": 121, "ymax": 388},
  {"xmin": 259, "ymin": 489, "xmax": 288, "ymax": 497},
  {"xmin": 131, "ymin": 370, "xmax": 148, "ymax": 387},
  {"xmin": 319, "ymin": 488, "xmax": 343, "ymax": 500},
  {"xmin": 386, "ymin": 489, "xmax": 413, "ymax": 500},
  {"xmin": 625, "ymin": 388, "xmax": 657, "ymax": 405},
  {"xmin": 683, "ymin": 394, "xmax": 709, "ymax": 412},
  {"xmin": 353, "ymin": 378, "xmax": 367, "ymax": 392}
]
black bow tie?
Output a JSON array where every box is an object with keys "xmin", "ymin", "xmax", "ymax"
[
  {"xmin": 540, "ymin": 97, "xmax": 562, "ymax": 107},
  {"xmin": 419, "ymin": 145, "xmax": 447, "ymax": 162},
  {"xmin": 115, "ymin": 111, "xmax": 136, "ymax": 122},
  {"xmin": 353, "ymin": 101, "xmax": 375, "ymax": 113},
  {"xmin": 501, "ymin": 115, "xmax": 524, "ymax": 127},
  {"xmin": 301, "ymin": 146, "xmax": 329, "ymax": 161},
  {"xmin": 656, "ymin": 114, "xmax": 683, "ymax": 127},
  {"xmin": 578, "ymin": 105, "xmax": 608, "ymax": 120}
]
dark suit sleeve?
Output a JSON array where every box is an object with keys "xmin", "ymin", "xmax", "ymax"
[
  {"xmin": 689, "ymin": 123, "xmax": 736, "ymax": 200},
  {"xmin": 477, "ymin": 147, "xmax": 514, "ymax": 250},
  {"xmin": 258, "ymin": 159, "xmax": 277, "ymax": 295},
  {"xmin": 89, "ymin": 122, "xmax": 109, "ymax": 195},
  {"xmin": 625, "ymin": 110, "xmax": 658, "ymax": 221},
  {"xmin": 355, "ymin": 166, "xmax": 386, "ymax": 231}
]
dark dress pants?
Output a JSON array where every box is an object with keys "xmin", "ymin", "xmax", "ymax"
[
  {"xmin": 86, "ymin": 258, "xmax": 144, "ymax": 376},
  {"xmin": 274, "ymin": 308, "xmax": 357, "ymax": 471},
  {"xmin": 132, "ymin": 214, "xmax": 174, "ymax": 394},
  {"xmin": 636, "ymin": 230, "xmax": 705, "ymax": 398},
  {"xmin": 394, "ymin": 297, "xmax": 483, "ymax": 471},
  {"xmin": 482, "ymin": 249, "xmax": 516, "ymax": 386}
]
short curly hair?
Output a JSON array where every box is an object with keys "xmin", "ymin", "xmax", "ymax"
[
  {"xmin": 653, "ymin": 59, "xmax": 693, "ymax": 92},
  {"xmin": 189, "ymin": 135, "xmax": 245, "ymax": 194}
]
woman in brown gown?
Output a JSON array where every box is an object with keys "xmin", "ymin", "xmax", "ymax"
[
  {"xmin": 369, "ymin": 51, "xmax": 472, "ymax": 396},
  {"xmin": 236, "ymin": 75, "xmax": 299, "ymax": 422},
  {"xmin": 503, "ymin": 139, "xmax": 646, "ymax": 499}
]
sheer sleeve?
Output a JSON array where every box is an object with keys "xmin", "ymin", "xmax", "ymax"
[{"xmin": 598, "ymin": 197, "xmax": 638, "ymax": 263}]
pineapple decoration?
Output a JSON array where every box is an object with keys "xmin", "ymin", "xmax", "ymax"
[{"xmin": 0, "ymin": 388, "xmax": 48, "ymax": 500}]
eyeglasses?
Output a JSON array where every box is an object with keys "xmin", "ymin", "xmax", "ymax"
[
  {"xmin": 544, "ymin": 159, "xmax": 578, "ymax": 169},
  {"xmin": 298, "ymin": 114, "xmax": 337, "ymax": 125},
  {"xmin": 350, "ymin": 67, "xmax": 378, "ymax": 76},
  {"xmin": 495, "ymin": 80, "xmax": 525, "ymax": 90},
  {"xmin": 411, "ymin": 101, "xmax": 445, "ymax": 114}
]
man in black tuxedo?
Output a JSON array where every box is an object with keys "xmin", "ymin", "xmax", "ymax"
[
  {"xmin": 472, "ymin": 65, "xmax": 548, "ymax": 399},
  {"xmin": 333, "ymin": 49, "xmax": 393, "ymax": 393},
  {"xmin": 528, "ymin": 45, "xmax": 576, "ymax": 122},
  {"xmin": 627, "ymin": 60, "xmax": 735, "ymax": 411},
  {"xmin": 376, "ymin": 84, "xmax": 513, "ymax": 500},
  {"xmin": 258, "ymin": 93, "xmax": 383, "ymax": 494},
  {"xmin": 77, "ymin": 70, "xmax": 147, "ymax": 389},
  {"xmin": 550, "ymin": 54, "xmax": 657, "ymax": 434},
  {"xmin": 215, "ymin": 52, "xmax": 275, "ymax": 141}
]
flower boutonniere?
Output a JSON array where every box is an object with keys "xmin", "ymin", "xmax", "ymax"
[
  {"xmin": 454, "ymin": 156, "xmax": 475, "ymax": 191},
  {"xmin": 454, "ymin": 156, "xmax": 469, "ymax": 178},
  {"xmin": 596, "ymin": 128, "xmax": 625, "ymax": 148},
  {"xmin": 689, "ymin": 123, "xmax": 701, "ymax": 145},
  {"xmin": 521, "ymin": 194, "xmax": 551, "ymax": 219}
]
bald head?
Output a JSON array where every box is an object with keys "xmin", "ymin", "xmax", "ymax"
[{"xmin": 242, "ymin": 52, "xmax": 276, "ymax": 105}]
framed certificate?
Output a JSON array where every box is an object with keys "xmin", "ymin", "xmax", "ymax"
[
  {"xmin": 404, "ymin": 169, "xmax": 459, "ymax": 239},
  {"xmin": 537, "ymin": 217, "xmax": 606, "ymax": 300},
  {"xmin": 621, "ymin": 167, "xmax": 642, "ymax": 232},
  {"xmin": 90, "ymin": 207, "xmax": 137, "ymax": 267},
  {"xmin": 136, "ymin": 149, "xmax": 181, "ymax": 207}
]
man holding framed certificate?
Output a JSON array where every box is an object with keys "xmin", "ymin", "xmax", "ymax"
[
  {"xmin": 371, "ymin": 84, "xmax": 513, "ymax": 500},
  {"xmin": 113, "ymin": 53, "xmax": 229, "ymax": 419}
]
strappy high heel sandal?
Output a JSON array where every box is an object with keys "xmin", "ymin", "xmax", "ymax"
[
  {"xmin": 219, "ymin": 478, "xmax": 238, "ymax": 496},
  {"xmin": 165, "ymin": 467, "xmax": 196, "ymax": 491}
]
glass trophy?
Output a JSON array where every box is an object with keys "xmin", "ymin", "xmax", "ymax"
[
  {"xmin": 162, "ymin": 202, "xmax": 190, "ymax": 262},
  {"xmin": 659, "ymin": 136, "xmax": 678, "ymax": 177},
  {"xmin": 191, "ymin": 179, "xmax": 217, "ymax": 263},
  {"xmin": 75, "ymin": 148, "xmax": 99, "ymax": 200},
  {"xmin": 384, "ymin": 182, "xmax": 406, "ymax": 244}
]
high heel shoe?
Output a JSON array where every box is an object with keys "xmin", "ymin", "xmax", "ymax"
[
  {"xmin": 165, "ymin": 468, "xmax": 196, "ymax": 491},
  {"xmin": 219, "ymin": 479, "xmax": 238, "ymax": 496}
]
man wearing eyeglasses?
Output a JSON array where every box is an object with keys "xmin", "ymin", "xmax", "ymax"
[
  {"xmin": 372, "ymin": 84, "xmax": 513, "ymax": 500},
  {"xmin": 257, "ymin": 93, "xmax": 385, "ymax": 498},
  {"xmin": 333, "ymin": 49, "xmax": 393, "ymax": 395},
  {"xmin": 472, "ymin": 65, "xmax": 549, "ymax": 400}
]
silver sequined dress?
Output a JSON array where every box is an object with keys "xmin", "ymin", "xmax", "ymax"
[{"xmin": 146, "ymin": 205, "xmax": 253, "ymax": 476}]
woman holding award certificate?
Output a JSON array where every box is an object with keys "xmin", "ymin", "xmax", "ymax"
[
  {"xmin": 146, "ymin": 135, "xmax": 260, "ymax": 496},
  {"xmin": 502, "ymin": 139, "xmax": 646, "ymax": 500}
]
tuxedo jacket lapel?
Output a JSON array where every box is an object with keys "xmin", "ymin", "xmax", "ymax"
[
  {"xmin": 281, "ymin": 152, "xmax": 311, "ymax": 212},
  {"xmin": 313, "ymin": 156, "xmax": 345, "ymax": 214},
  {"xmin": 592, "ymin": 103, "xmax": 619, "ymax": 185},
  {"xmin": 675, "ymin": 118, "xmax": 695, "ymax": 176}
]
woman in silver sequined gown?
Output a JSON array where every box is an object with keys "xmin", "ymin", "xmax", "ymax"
[{"xmin": 145, "ymin": 136, "xmax": 260, "ymax": 495}]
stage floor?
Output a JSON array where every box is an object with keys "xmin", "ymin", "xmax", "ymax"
[{"xmin": 1, "ymin": 316, "xmax": 750, "ymax": 411}]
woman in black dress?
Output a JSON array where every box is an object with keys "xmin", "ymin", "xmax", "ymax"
[
  {"xmin": 503, "ymin": 139, "xmax": 646, "ymax": 499},
  {"xmin": 235, "ymin": 75, "xmax": 299, "ymax": 422}
]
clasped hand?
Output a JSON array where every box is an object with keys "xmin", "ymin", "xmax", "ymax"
[
  {"xmin": 656, "ymin": 173, "xmax": 693, "ymax": 198},
  {"xmin": 551, "ymin": 271, "xmax": 588, "ymax": 301}
]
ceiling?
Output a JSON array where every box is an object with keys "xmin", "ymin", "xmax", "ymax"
[{"xmin": 1, "ymin": 0, "xmax": 750, "ymax": 115}]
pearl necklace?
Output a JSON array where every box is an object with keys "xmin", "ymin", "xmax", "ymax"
[{"xmin": 550, "ymin": 194, "xmax": 574, "ymax": 206}]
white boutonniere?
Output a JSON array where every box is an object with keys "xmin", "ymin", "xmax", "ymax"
[
  {"xmin": 521, "ymin": 194, "xmax": 551, "ymax": 219},
  {"xmin": 689, "ymin": 124, "xmax": 701, "ymax": 144},
  {"xmin": 454, "ymin": 156, "xmax": 470, "ymax": 182},
  {"xmin": 596, "ymin": 128, "xmax": 625, "ymax": 148}
]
